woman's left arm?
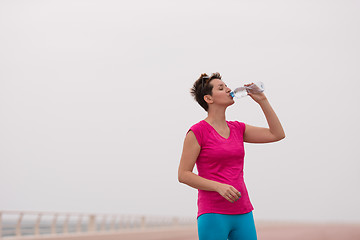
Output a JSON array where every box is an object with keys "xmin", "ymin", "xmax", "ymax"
[{"xmin": 244, "ymin": 87, "xmax": 285, "ymax": 143}]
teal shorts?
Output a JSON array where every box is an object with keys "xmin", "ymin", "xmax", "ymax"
[{"xmin": 197, "ymin": 211, "xmax": 257, "ymax": 240}]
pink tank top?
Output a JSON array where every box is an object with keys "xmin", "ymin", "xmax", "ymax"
[{"xmin": 189, "ymin": 120, "xmax": 254, "ymax": 218}]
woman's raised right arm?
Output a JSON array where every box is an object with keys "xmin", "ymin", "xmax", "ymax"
[{"xmin": 178, "ymin": 131, "xmax": 240, "ymax": 203}]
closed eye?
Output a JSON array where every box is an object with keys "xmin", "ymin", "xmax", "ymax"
[{"xmin": 219, "ymin": 84, "xmax": 227, "ymax": 90}]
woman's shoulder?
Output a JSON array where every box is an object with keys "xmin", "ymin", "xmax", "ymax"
[
  {"xmin": 227, "ymin": 120, "xmax": 245, "ymax": 126},
  {"xmin": 227, "ymin": 120, "xmax": 246, "ymax": 131},
  {"xmin": 189, "ymin": 120, "xmax": 207, "ymax": 131},
  {"xmin": 188, "ymin": 120, "xmax": 209, "ymax": 146}
]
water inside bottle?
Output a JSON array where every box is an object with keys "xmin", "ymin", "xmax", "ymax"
[
  {"xmin": 232, "ymin": 87, "xmax": 248, "ymax": 98},
  {"xmin": 230, "ymin": 81, "xmax": 265, "ymax": 98}
]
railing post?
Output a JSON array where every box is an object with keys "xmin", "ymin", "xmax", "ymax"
[
  {"xmin": 76, "ymin": 215, "xmax": 83, "ymax": 233},
  {"xmin": 126, "ymin": 215, "xmax": 130, "ymax": 229},
  {"xmin": 172, "ymin": 217, "xmax": 179, "ymax": 227},
  {"xmin": 88, "ymin": 215, "xmax": 96, "ymax": 232},
  {"xmin": 0, "ymin": 211, "xmax": 3, "ymax": 240},
  {"xmin": 124, "ymin": 216, "xmax": 129, "ymax": 229},
  {"xmin": 16, "ymin": 213, "xmax": 24, "ymax": 236},
  {"xmin": 35, "ymin": 213, "xmax": 42, "ymax": 235},
  {"xmin": 51, "ymin": 214, "xmax": 58, "ymax": 235},
  {"xmin": 63, "ymin": 214, "xmax": 70, "ymax": 234},
  {"xmin": 110, "ymin": 215, "xmax": 116, "ymax": 231},
  {"xmin": 100, "ymin": 215, "xmax": 106, "ymax": 231},
  {"xmin": 118, "ymin": 216, "xmax": 123, "ymax": 230},
  {"xmin": 141, "ymin": 216, "xmax": 146, "ymax": 229}
]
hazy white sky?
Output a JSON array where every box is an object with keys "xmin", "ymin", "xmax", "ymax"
[{"xmin": 1, "ymin": 0, "xmax": 359, "ymax": 223}]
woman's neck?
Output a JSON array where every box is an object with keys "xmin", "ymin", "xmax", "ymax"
[{"xmin": 205, "ymin": 107, "xmax": 227, "ymax": 127}]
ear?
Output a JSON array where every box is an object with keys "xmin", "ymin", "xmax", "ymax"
[{"xmin": 203, "ymin": 95, "xmax": 213, "ymax": 104}]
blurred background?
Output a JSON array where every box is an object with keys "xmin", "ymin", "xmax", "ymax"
[{"xmin": 0, "ymin": 0, "xmax": 359, "ymax": 226}]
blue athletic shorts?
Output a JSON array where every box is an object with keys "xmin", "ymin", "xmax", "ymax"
[{"xmin": 197, "ymin": 211, "xmax": 257, "ymax": 240}]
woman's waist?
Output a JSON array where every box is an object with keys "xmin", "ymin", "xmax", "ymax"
[{"xmin": 198, "ymin": 172, "xmax": 244, "ymax": 185}]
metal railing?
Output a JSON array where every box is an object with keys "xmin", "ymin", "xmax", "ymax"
[{"xmin": 0, "ymin": 210, "xmax": 195, "ymax": 239}]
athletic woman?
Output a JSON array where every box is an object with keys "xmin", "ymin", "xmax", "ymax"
[{"xmin": 178, "ymin": 72, "xmax": 285, "ymax": 240}]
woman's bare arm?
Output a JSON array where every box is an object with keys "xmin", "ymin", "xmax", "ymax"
[
  {"xmin": 178, "ymin": 131, "xmax": 241, "ymax": 202},
  {"xmin": 244, "ymin": 91, "xmax": 285, "ymax": 143}
]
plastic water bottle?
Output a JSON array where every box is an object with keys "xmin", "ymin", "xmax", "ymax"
[{"xmin": 230, "ymin": 81, "xmax": 265, "ymax": 98}]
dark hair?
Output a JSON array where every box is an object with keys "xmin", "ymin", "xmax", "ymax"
[{"xmin": 190, "ymin": 72, "xmax": 222, "ymax": 112}]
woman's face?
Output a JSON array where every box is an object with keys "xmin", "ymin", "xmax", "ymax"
[{"xmin": 207, "ymin": 78, "xmax": 234, "ymax": 107}]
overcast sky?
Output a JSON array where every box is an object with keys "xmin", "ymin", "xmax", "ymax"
[{"xmin": 0, "ymin": 0, "xmax": 359, "ymax": 224}]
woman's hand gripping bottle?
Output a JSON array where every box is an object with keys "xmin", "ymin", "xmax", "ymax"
[{"xmin": 230, "ymin": 81, "xmax": 265, "ymax": 98}]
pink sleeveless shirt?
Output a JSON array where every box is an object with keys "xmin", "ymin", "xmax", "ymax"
[{"xmin": 189, "ymin": 120, "xmax": 254, "ymax": 218}]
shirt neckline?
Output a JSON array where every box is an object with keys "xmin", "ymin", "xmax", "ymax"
[{"xmin": 202, "ymin": 120, "xmax": 232, "ymax": 140}]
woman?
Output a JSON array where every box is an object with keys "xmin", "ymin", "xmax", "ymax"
[{"xmin": 178, "ymin": 72, "xmax": 285, "ymax": 240}]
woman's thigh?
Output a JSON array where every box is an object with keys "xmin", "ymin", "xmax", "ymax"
[
  {"xmin": 197, "ymin": 213, "xmax": 230, "ymax": 240},
  {"xmin": 228, "ymin": 212, "xmax": 257, "ymax": 240}
]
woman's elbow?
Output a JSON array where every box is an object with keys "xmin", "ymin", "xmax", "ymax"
[
  {"xmin": 270, "ymin": 133, "xmax": 285, "ymax": 142},
  {"xmin": 277, "ymin": 133, "xmax": 286, "ymax": 141},
  {"xmin": 178, "ymin": 170, "xmax": 190, "ymax": 184},
  {"xmin": 178, "ymin": 171, "xmax": 185, "ymax": 183}
]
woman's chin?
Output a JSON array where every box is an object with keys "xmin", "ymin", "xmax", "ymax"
[{"xmin": 228, "ymin": 100, "xmax": 235, "ymax": 107}]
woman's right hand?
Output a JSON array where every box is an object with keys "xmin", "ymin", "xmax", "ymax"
[{"xmin": 215, "ymin": 183, "xmax": 241, "ymax": 203}]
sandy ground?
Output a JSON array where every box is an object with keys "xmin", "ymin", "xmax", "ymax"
[
  {"xmin": 4, "ymin": 223, "xmax": 360, "ymax": 240},
  {"xmin": 256, "ymin": 222, "xmax": 360, "ymax": 240}
]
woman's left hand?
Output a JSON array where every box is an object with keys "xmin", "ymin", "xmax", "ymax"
[{"xmin": 245, "ymin": 83, "xmax": 267, "ymax": 103}]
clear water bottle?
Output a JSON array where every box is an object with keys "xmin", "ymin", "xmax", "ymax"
[{"xmin": 230, "ymin": 81, "xmax": 265, "ymax": 98}]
